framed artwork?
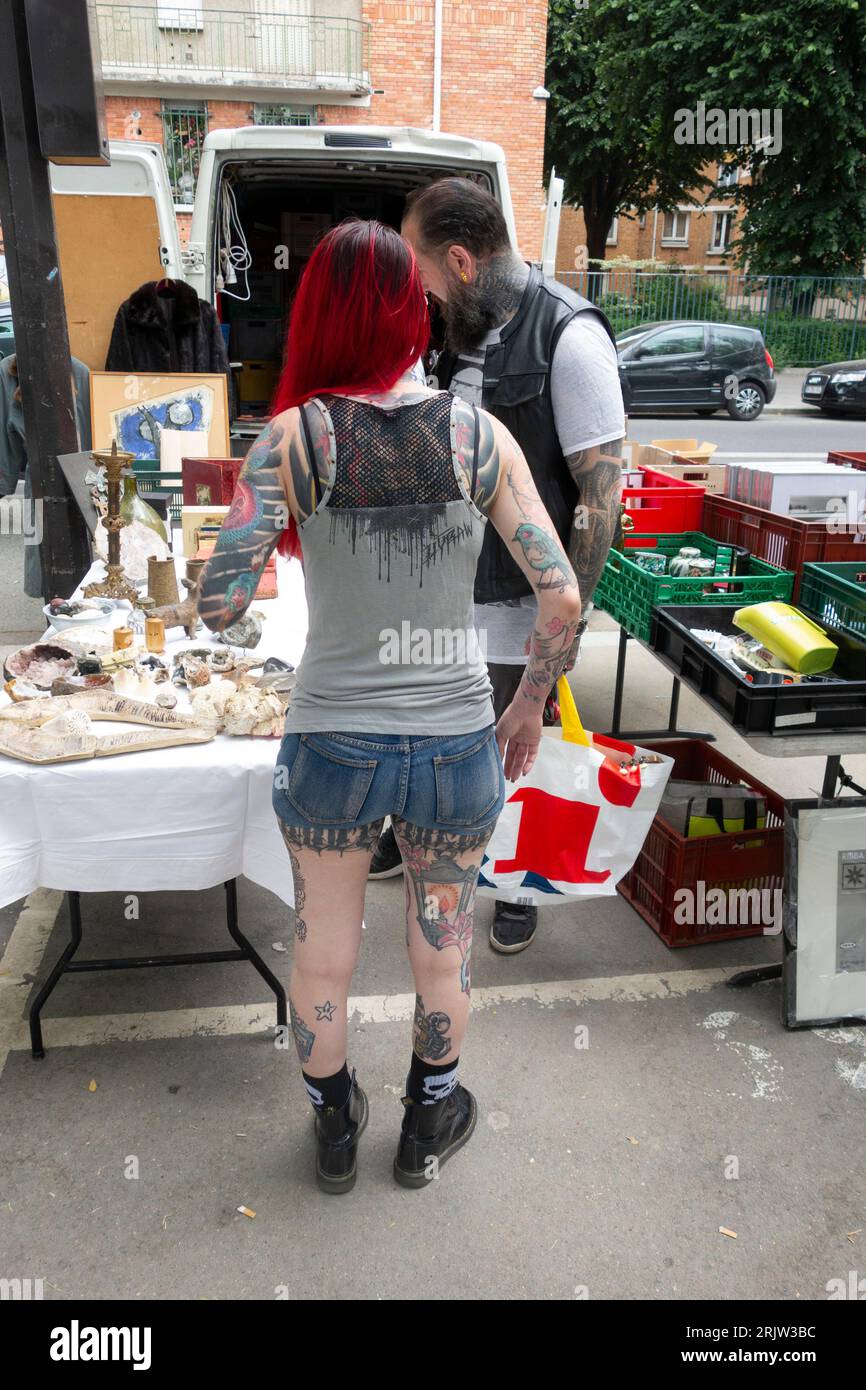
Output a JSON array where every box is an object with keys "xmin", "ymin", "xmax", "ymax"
[
  {"xmin": 783, "ymin": 797, "xmax": 866, "ymax": 1028},
  {"xmin": 90, "ymin": 373, "xmax": 231, "ymax": 461}
]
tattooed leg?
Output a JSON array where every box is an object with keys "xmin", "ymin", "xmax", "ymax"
[
  {"xmin": 277, "ymin": 819, "xmax": 382, "ymax": 1078},
  {"xmin": 392, "ymin": 819, "xmax": 492, "ymax": 1065}
]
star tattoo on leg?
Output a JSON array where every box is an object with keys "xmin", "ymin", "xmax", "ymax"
[{"xmin": 314, "ymin": 1001, "xmax": 337, "ymax": 1022}]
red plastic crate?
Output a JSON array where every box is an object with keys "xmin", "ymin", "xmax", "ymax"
[
  {"xmin": 617, "ymin": 740, "xmax": 785, "ymax": 947},
  {"xmin": 702, "ymin": 492, "xmax": 866, "ymax": 600},
  {"xmin": 622, "ymin": 465, "xmax": 705, "ymax": 534},
  {"xmin": 828, "ymin": 451, "xmax": 866, "ymax": 471}
]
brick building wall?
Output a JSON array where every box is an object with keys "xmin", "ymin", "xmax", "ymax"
[
  {"xmin": 101, "ymin": 1, "xmax": 550, "ymax": 261},
  {"xmin": 556, "ymin": 175, "xmax": 745, "ymax": 274}
]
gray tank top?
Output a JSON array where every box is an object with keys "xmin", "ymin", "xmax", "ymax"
[{"xmin": 284, "ymin": 390, "xmax": 495, "ymax": 735}]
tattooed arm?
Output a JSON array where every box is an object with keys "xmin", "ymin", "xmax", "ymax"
[
  {"xmin": 197, "ymin": 405, "xmax": 330, "ymax": 633},
  {"xmin": 197, "ymin": 416, "xmax": 292, "ymax": 632},
  {"xmin": 565, "ymin": 437, "xmax": 624, "ymax": 606},
  {"xmin": 479, "ymin": 410, "xmax": 583, "ymax": 779}
]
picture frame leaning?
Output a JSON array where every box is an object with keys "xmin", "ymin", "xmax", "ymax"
[{"xmin": 783, "ymin": 796, "xmax": 866, "ymax": 1029}]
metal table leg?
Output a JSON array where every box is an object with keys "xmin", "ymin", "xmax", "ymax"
[
  {"xmin": 606, "ymin": 628, "xmax": 716, "ymax": 743},
  {"xmin": 28, "ymin": 879, "xmax": 287, "ymax": 1059}
]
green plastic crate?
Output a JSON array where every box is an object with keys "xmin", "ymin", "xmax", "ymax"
[
  {"xmin": 799, "ymin": 560, "xmax": 866, "ymax": 643},
  {"xmin": 595, "ymin": 531, "xmax": 795, "ymax": 642}
]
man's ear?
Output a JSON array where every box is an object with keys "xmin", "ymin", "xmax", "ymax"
[{"xmin": 446, "ymin": 244, "xmax": 475, "ymax": 282}]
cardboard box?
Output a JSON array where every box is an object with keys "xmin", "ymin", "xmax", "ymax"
[
  {"xmin": 182, "ymin": 457, "xmax": 243, "ymax": 508},
  {"xmin": 650, "ymin": 438, "xmax": 719, "ymax": 464},
  {"xmin": 723, "ymin": 463, "xmax": 866, "ymax": 517},
  {"xmin": 649, "ymin": 460, "xmax": 728, "ymax": 495}
]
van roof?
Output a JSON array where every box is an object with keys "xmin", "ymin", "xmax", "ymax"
[{"xmin": 201, "ymin": 124, "xmax": 506, "ymax": 164}]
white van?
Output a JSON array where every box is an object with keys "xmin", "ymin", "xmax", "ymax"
[{"xmin": 50, "ymin": 125, "xmax": 561, "ymax": 437}]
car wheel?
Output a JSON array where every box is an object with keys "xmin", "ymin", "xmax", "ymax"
[
  {"xmin": 695, "ymin": 408, "xmax": 718, "ymax": 417},
  {"xmin": 725, "ymin": 382, "xmax": 765, "ymax": 420}
]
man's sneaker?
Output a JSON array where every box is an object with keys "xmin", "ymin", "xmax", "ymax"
[
  {"xmin": 368, "ymin": 823, "xmax": 403, "ymax": 879},
  {"xmin": 489, "ymin": 901, "xmax": 538, "ymax": 954},
  {"xmin": 393, "ymin": 1082, "xmax": 477, "ymax": 1189},
  {"xmin": 314, "ymin": 1069, "xmax": 368, "ymax": 1195}
]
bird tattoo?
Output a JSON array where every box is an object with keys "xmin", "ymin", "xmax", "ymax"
[{"xmin": 513, "ymin": 523, "xmax": 573, "ymax": 589}]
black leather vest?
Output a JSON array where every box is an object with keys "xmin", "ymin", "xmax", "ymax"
[{"xmin": 434, "ymin": 264, "xmax": 616, "ymax": 605}]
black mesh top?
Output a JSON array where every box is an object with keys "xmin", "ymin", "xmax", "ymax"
[{"xmin": 315, "ymin": 392, "xmax": 464, "ymax": 509}]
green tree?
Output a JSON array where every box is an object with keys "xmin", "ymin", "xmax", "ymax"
[
  {"xmin": 545, "ymin": 0, "xmax": 711, "ymax": 265},
  {"xmin": 655, "ymin": 1, "xmax": 866, "ymax": 274}
]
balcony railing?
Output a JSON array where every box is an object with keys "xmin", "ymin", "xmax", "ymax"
[{"xmin": 93, "ymin": 4, "xmax": 371, "ymax": 94}]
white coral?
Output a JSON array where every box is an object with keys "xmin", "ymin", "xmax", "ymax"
[{"xmin": 188, "ymin": 679, "xmax": 234, "ymax": 732}]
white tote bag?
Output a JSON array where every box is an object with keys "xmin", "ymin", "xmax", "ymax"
[{"xmin": 478, "ymin": 678, "xmax": 674, "ymax": 906}]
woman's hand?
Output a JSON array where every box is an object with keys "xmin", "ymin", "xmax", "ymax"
[{"xmin": 495, "ymin": 699, "xmax": 543, "ymax": 781}]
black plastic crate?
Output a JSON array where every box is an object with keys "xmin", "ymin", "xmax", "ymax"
[{"xmin": 649, "ymin": 604, "xmax": 866, "ymax": 736}]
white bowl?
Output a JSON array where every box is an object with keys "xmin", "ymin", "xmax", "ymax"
[{"xmin": 43, "ymin": 600, "xmax": 116, "ymax": 631}]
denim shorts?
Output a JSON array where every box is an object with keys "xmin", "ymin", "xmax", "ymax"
[{"xmin": 272, "ymin": 724, "xmax": 505, "ymax": 834}]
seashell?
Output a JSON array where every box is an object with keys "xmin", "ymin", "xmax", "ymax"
[
  {"xmin": 155, "ymin": 689, "xmax": 177, "ymax": 709},
  {"xmin": 40, "ymin": 709, "xmax": 94, "ymax": 737},
  {"xmin": 218, "ymin": 611, "xmax": 264, "ymax": 650},
  {"xmin": 182, "ymin": 656, "xmax": 211, "ymax": 688}
]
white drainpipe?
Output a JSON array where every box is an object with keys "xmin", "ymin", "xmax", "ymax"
[
  {"xmin": 433, "ymin": 0, "xmax": 443, "ymax": 132},
  {"xmin": 651, "ymin": 207, "xmax": 659, "ymax": 260}
]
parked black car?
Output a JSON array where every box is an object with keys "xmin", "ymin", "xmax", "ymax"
[
  {"xmin": 801, "ymin": 359, "xmax": 866, "ymax": 415},
  {"xmin": 616, "ymin": 320, "xmax": 776, "ymax": 420}
]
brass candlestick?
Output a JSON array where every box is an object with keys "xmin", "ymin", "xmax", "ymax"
[{"xmin": 84, "ymin": 441, "xmax": 140, "ymax": 603}]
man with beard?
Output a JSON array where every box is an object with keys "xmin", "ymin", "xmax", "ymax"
[{"xmin": 369, "ymin": 178, "xmax": 625, "ymax": 956}]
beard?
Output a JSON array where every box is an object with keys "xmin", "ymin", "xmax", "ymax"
[{"xmin": 440, "ymin": 277, "xmax": 511, "ymax": 355}]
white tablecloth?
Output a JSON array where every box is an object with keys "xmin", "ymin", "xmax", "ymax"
[{"xmin": 0, "ymin": 552, "xmax": 308, "ymax": 909}]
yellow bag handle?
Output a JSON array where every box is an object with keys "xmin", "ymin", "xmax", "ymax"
[{"xmin": 557, "ymin": 674, "xmax": 591, "ymax": 746}]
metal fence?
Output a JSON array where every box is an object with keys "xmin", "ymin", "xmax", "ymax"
[{"xmin": 555, "ymin": 270, "xmax": 866, "ymax": 367}]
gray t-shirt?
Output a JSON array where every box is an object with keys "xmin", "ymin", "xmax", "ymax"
[{"xmin": 443, "ymin": 310, "xmax": 625, "ymax": 664}]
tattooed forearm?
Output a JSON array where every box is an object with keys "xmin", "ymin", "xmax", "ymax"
[
  {"xmin": 513, "ymin": 521, "xmax": 578, "ymax": 593},
  {"xmin": 522, "ymin": 615, "xmax": 580, "ymax": 699},
  {"xmin": 413, "ymin": 994, "xmax": 453, "ymax": 1061},
  {"xmin": 566, "ymin": 437, "xmax": 623, "ymax": 606},
  {"xmin": 290, "ymin": 999, "xmax": 315, "ymax": 1063},
  {"xmin": 197, "ymin": 420, "xmax": 288, "ymax": 632}
]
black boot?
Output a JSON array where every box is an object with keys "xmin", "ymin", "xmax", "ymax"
[
  {"xmin": 314, "ymin": 1069, "xmax": 368, "ymax": 1195},
  {"xmin": 393, "ymin": 1082, "xmax": 477, "ymax": 1189}
]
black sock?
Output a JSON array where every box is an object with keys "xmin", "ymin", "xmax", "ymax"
[
  {"xmin": 408, "ymin": 1051, "xmax": 460, "ymax": 1106},
  {"xmin": 303, "ymin": 1062, "xmax": 351, "ymax": 1110}
]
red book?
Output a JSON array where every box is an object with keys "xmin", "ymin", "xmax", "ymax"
[{"xmin": 182, "ymin": 457, "xmax": 243, "ymax": 508}]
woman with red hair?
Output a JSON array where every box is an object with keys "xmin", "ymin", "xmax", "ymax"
[{"xmin": 199, "ymin": 218, "xmax": 582, "ymax": 1195}]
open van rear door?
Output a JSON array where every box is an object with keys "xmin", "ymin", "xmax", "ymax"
[
  {"xmin": 49, "ymin": 142, "xmax": 182, "ymax": 370},
  {"xmin": 540, "ymin": 167, "xmax": 564, "ymax": 277}
]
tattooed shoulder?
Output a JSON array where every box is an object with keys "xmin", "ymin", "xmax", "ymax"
[{"xmin": 452, "ymin": 398, "xmax": 501, "ymax": 516}]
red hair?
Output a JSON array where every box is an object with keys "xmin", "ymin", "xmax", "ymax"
[{"xmin": 270, "ymin": 218, "xmax": 430, "ymax": 558}]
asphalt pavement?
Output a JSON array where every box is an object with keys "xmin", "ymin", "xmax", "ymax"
[{"xmin": 1, "ymin": 410, "xmax": 865, "ymax": 1301}]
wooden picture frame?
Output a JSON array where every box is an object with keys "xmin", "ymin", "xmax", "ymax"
[{"xmin": 90, "ymin": 372, "xmax": 230, "ymax": 461}]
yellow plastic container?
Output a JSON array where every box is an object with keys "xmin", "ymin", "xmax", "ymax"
[{"xmin": 733, "ymin": 602, "xmax": 839, "ymax": 674}]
